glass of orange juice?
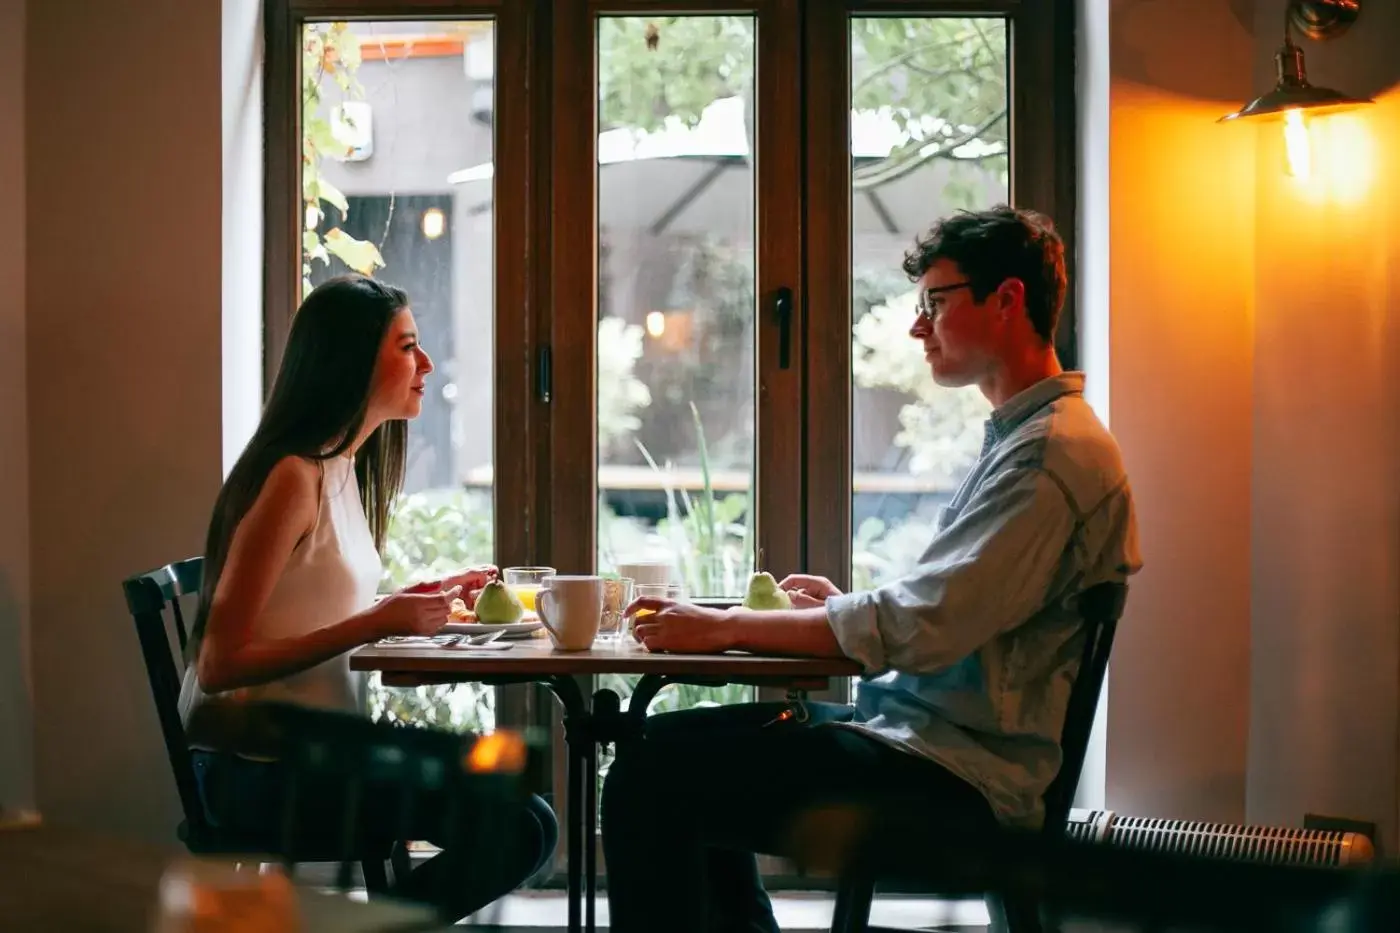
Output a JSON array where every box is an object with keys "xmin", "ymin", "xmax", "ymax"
[
  {"xmin": 629, "ymin": 582, "xmax": 686, "ymax": 642},
  {"xmin": 503, "ymin": 567, "xmax": 556, "ymax": 613}
]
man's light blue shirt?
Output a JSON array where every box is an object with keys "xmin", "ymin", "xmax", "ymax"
[{"xmin": 826, "ymin": 372, "xmax": 1141, "ymax": 827}]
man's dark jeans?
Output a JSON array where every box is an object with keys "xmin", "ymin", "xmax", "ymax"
[{"xmin": 601, "ymin": 702, "xmax": 997, "ymax": 933}]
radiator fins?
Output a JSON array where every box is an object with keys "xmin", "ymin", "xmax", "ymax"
[{"xmin": 1063, "ymin": 809, "xmax": 1375, "ymax": 867}]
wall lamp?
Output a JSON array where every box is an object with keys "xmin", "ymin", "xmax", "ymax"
[{"xmin": 1219, "ymin": 0, "xmax": 1373, "ymax": 179}]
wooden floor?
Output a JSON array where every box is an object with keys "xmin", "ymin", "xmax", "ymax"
[{"xmin": 402, "ymin": 889, "xmax": 991, "ymax": 931}]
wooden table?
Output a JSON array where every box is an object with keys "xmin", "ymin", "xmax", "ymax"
[
  {"xmin": 0, "ymin": 823, "xmax": 444, "ymax": 932},
  {"xmin": 351, "ymin": 639, "xmax": 862, "ymax": 933}
]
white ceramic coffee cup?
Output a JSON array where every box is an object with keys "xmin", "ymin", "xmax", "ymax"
[
  {"xmin": 615, "ymin": 561, "xmax": 672, "ymax": 586},
  {"xmin": 537, "ymin": 575, "xmax": 605, "ymax": 651}
]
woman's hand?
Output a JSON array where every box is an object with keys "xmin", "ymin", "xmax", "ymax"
[
  {"xmin": 402, "ymin": 566, "xmax": 498, "ymax": 607},
  {"xmin": 625, "ymin": 598, "xmax": 737, "ymax": 654},
  {"xmin": 371, "ymin": 584, "xmax": 463, "ymax": 638}
]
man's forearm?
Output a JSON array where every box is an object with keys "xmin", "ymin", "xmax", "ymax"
[{"xmin": 725, "ymin": 607, "xmax": 847, "ymax": 659}]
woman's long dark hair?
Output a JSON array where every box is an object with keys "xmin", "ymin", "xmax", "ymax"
[{"xmin": 187, "ymin": 274, "xmax": 410, "ymax": 662}]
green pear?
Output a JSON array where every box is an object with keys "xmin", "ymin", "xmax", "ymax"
[
  {"xmin": 742, "ymin": 571, "xmax": 792, "ymax": 611},
  {"xmin": 474, "ymin": 579, "xmax": 526, "ymax": 625}
]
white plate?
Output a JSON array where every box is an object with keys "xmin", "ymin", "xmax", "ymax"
[{"xmin": 442, "ymin": 620, "xmax": 543, "ymax": 639}]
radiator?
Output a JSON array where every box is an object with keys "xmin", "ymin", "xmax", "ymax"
[{"xmin": 1064, "ymin": 809, "xmax": 1375, "ymax": 868}]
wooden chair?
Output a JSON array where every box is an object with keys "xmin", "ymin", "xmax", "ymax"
[
  {"xmin": 829, "ymin": 582, "xmax": 1129, "ymax": 933},
  {"xmin": 121, "ymin": 558, "xmax": 406, "ymax": 891}
]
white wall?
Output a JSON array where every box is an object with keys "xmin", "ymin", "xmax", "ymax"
[
  {"xmin": 1073, "ymin": 0, "xmax": 1111, "ymax": 811},
  {"xmin": 27, "ymin": 0, "xmax": 224, "ymax": 838},
  {"xmin": 223, "ymin": 0, "xmax": 264, "ymax": 473},
  {"xmin": 0, "ymin": 0, "xmax": 33, "ymax": 814}
]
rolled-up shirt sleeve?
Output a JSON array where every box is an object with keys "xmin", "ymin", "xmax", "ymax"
[{"xmin": 826, "ymin": 465, "xmax": 1077, "ymax": 675}]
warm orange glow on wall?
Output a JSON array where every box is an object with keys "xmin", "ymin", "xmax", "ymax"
[{"xmin": 1111, "ymin": 86, "xmax": 1258, "ymax": 307}]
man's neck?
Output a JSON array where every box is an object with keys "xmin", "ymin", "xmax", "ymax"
[{"xmin": 978, "ymin": 347, "xmax": 1063, "ymax": 409}]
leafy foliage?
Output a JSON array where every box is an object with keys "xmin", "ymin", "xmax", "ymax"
[
  {"xmin": 598, "ymin": 17, "xmax": 754, "ymax": 134},
  {"xmin": 380, "ymin": 489, "xmax": 494, "ymax": 592},
  {"xmin": 596, "ymin": 15, "xmax": 1008, "ymax": 191},
  {"xmin": 598, "ymin": 316, "xmax": 653, "ymax": 449},
  {"xmin": 850, "ymin": 17, "xmax": 1007, "ymax": 191},
  {"xmin": 852, "ymin": 288, "xmax": 991, "ymax": 485},
  {"xmin": 633, "ymin": 403, "xmax": 754, "ymax": 599},
  {"xmin": 302, "ymin": 24, "xmax": 385, "ymax": 297}
]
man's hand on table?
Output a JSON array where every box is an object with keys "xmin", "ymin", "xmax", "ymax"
[
  {"xmin": 626, "ymin": 599, "xmax": 738, "ymax": 654},
  {"xmin": 625, "ymin": 596, "xmax": 849, "ymax": 660},
  {"xmin": 777, "ymin": 574, "xmax": 842, "ymax": 608}
]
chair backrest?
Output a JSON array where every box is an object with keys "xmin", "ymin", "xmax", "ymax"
[
  {"xmin": 1039, "ymin": 581, "xmax": 1128, "ymax": 837},
  {"xmin": 189, "ymin": 700, "xmax": 535, "ymax": 894},
  {"xmin": 121, "ymin": 558, "xmax": 206, "ymax": 835}
]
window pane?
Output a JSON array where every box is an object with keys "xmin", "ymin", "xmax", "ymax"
[
  {"xmin": 595, "ymin": 15, "xmax": 757, "ymax": 601},
  {"xmin": 849, "ymin": 17, "xmax": 1007, "ymax": 590},
  {"xmin": 300, "ymin": 20, "xmax": 497, "ymax": 732},
  {"xmin": 594, "ymin": 15, "xmax": 758, "ymax": 716}
]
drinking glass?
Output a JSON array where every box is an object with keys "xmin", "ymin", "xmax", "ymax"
[
  {"xmin": 597, "ymin": 577, "xmax": 635, "ymax": 644},
  {"xmin": 503, "ymin": 566, "xmax": 556, "ymax": 613},
  {"xmin": 628, "ymin": 582, "xmax": 686, "ymax": 642}
]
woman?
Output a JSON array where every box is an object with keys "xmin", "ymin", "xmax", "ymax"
[{"xmin": 179, "ymin": 274, "xmax": 556, "ymax": 920}]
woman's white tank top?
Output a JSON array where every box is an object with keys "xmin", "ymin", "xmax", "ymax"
[{"xmin": 179, "ymin": 455, "xmax": 384, "ymax": 726}]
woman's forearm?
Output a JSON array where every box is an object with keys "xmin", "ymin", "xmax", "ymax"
[{"xmin": 196, "ymin": 607, "xmax": 386, "ymax": 695}]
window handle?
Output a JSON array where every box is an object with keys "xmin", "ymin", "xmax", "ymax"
[
  {"xmin": 536, "ymin": 345, "xmax": 552, "ymax": 403},
  {"xmin": 775, "ymin": 286, "xmax": 793, "ymax": 370}
]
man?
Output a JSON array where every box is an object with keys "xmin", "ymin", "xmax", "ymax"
[{"xmin": 603, "ymin": 206, "xmax": 1141, "ymax": 933}]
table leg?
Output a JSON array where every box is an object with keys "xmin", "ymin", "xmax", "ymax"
[
  {"xmin": 626, "ymin": 674, "xmax": 669, "ymax": 721},
  {"xmin": 569, "ymin": 737, "xmax": 586, "ymax": 933},
  {"xmin": 585, "ymin": 739, "xmax": 598, "ymax": 933},
  {"xmin": 542, "ymin": 673, "xmax": 674, "ymax": 933},
  {"xmin": 545, "ymin": 675, "xmax": 589, "ymax": 933}
]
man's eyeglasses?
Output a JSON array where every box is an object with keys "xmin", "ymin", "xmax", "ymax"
[{"xmin": 915, "ymin": 281, "xmax": 972, "ymax": 320}]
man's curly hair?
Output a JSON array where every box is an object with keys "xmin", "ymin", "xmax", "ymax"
[{"xmin": 902, "ymin": 205, "xmax": 1067, "ymax": 344}]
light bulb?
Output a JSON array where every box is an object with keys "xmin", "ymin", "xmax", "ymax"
[
  {"xmin": 645, "ymin": 311, "xmax": 666, "ymax": 338},
  {"xmin": 1283, "ymin": 109, "xmax": 1312, "ymax": 180},
  {"xmin": 421, "ymin": 207, "xmax": 446, "ymax": 240}
]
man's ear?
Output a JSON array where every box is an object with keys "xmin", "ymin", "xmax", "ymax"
[{"xmin": 995, "ymin": 277, "xmax": 1026, "ymax": 323}]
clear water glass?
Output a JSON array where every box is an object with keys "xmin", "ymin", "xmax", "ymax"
[{"xmin": 596, "ymin": 577, "xmax": 635, "ymax": 644}]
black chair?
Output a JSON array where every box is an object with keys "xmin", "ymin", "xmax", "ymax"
[
  {"xmin": 187, "ymin": 698, "xmax": 538, "ymax": 912},
  {"xmin": 830, "ymin": 581, "xmax": 1129, "ymax": 933},
  {"xmin": 121, "ymin": 558, "xmax": 406, "ymax": 892}
]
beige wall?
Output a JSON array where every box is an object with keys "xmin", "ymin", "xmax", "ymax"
[
  {"xmin": 0, "ymin": 0, "xmax": 33, "ymax": 813},
  {"xmin": 27, "ymin": 0, "xmax": 224, "ymax": 838},
  {"xmin": 1246, "ymin": 0, "xmax": 1400, "ymax": 845},
  {"xmin": 1106, "ymin": 0, "xmax": 1400, "ymax": 849},
  {"xmin": 1105, "ymin": 0, "xmax": 1258, "ymax": 825}
]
